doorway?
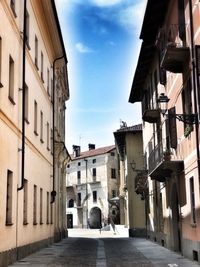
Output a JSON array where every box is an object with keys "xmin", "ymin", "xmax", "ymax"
[
  {"xmin": 88, "ymin": 207, "xmax": 102, "ymax": 229},
  {"xmin": 67, "ymin": 214, "xmax": 73, "ymax": 228}
]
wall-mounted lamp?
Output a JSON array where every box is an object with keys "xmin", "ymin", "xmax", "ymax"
[
  {"xmin": 157, "ymin": 93, "xmax": 198, "ymax": 125},
  {"xmin": 130, "ymin": 160, "xmax": 147, "ymax": 174}
]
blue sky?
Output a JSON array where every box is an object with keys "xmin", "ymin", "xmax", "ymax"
[{"xmin": 55, "ymin": 0, "xmax": 146, "ymax": 153}]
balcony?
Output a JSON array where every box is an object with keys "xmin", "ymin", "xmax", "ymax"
[
  {"xmin": 157, "ymin": 24, "xmax": 190, "ymax": 73},
  {"xmin": 142, "ymin": 109, "xmax": 160, "ymax": 123},
  {"xmin": 148, "ymin": 142, "xmax": 184, "ymax": 182}
]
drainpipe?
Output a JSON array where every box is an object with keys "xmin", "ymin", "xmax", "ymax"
[
  {"xmin": 51, "ymin": 56, "xmax": 66, "ymax": 203},
  {"xmin": 18, "ymin": 0, "xmax": 27, "ymax": 191},
  {"xmin": 188, "ymin": 0, "xmax": 200, "ymax": 185}
]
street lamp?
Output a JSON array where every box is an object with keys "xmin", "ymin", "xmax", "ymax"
[{"xmin": 157, "ymin": 93, "xmax": 198, "ymax": 125}]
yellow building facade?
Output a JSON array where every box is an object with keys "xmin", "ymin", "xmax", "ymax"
[{"xmin": 0, "ymin": 1, "xmax": 70, "ymax": 266}]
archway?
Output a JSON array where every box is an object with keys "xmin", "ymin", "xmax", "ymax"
[
  {"xmin": 88, "ymin": 207, "xmax": 102, "ymax": 229},
  {"xmin": 171, "ymin": 183, "xmax": 181, "ymax": 252}
]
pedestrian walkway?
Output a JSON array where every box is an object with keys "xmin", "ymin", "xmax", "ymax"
[{"xmin": 8, "ymin": 228, "xmax": 200, "ymax": 267}]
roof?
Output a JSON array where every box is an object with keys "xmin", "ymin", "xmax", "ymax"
[
  {"xmin": 140, "ymin": 0, "xmax": 169, "ymax": 43},
  {"xmin": 71, "ymin": 145, "xmax": 115, "ymax": 160},
  {"xmin": 114, "ymin": 124, "xmax": 142, "ymax": 133},
  {"xmin": 129, "ymin": 42, "xmax": 156, "ymax": 103}
]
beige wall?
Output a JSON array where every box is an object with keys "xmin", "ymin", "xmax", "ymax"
[{"xmin": 0, "ymin": 0, "xmax": 69, "ymax": 262}]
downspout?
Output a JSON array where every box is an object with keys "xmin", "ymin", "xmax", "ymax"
[
  {"xmin": 188, "ymin": 0, "xmax": 200, "ymax": 185},
  {"xmin": 51, "ymin": 55, "xmax": 66, "ymax": 203},
  {"xmin": 18, "ymin": 0, "xmax": 27, "ymax": 191}
]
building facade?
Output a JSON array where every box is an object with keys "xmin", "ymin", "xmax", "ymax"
[
  {"xmin": 129, "ymin": 0, "xmax": 200, "ymax": 263},
  {"xmin": 0, "ymin": 1, "xmax": 70, "ymax": 266},
  {"xmin": 66, "ymin": 144, "xmax": 119, "ymax": 229},
  {"xmin": 114, "ymin": 123, "xmax": 146, "ymax": 237}
]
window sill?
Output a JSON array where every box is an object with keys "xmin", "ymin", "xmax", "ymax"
[
  {"xmin": 26, "ymin": 42, "xmax": 31, "ymax": 51},
  {"xmin": 23, "ymin": 222, "xmax": 28, "ymax": 225},
  {"xmin": 6, "ymin": 222, "xmax": 13, "ymax": 226},
  {"xmin": 47, "ymin": 147, "xmax": 50, "ymax": 151},
  {"xmin": 34, "ymin": 131, "xmax": 38, "ymax": 136},
  {"xmin": 8, "ymin": 96, "xmax": 16, "ymax": 105},
  {"xmin": 25, "ymin": 118, "xmax": 30, "ymax": 124},
  {"xmin": 40, "ymin": 222, "xmax": 43, "ymax": 225},
  {"xmin": 33, "ymin": 222, "xmax": 38, "ymax": 225},
  {"xmin": 40, "ymin": 139, "xmax": 44, "ymax": 144}
]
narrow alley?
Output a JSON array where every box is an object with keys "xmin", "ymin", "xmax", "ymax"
[{"xmin": 9, "ymin": 229, "xmax": 200, "ymax": 267}]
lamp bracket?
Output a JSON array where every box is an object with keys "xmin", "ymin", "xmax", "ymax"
[{"xmin": 169, "ymin": 113, "xmax": 198, "ymax": 125}]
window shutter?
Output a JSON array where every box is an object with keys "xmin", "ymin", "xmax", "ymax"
[{"xmin": 168, "ymin": 107, "xmax": 177, "ymax": 149}]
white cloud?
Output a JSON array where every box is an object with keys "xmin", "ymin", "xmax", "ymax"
[
  {"xmin": 90, "ymin": 0, "xmax": 122, "ymax": 7},
  {"xmin": 75, "ymin": 42, "xmax": 93, "ymax": 53}
]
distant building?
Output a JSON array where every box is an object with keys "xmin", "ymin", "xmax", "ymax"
[
  {"xmin": 114, "ymin": 124, "xmax": 146, "ymax": 237},
  {"xmin": 66, "ymin": 144, "xmax": 120, "ymax": 229},
  {"xmin": 0, "ymin": 1, "xmax": 70, "ymax": 266}
]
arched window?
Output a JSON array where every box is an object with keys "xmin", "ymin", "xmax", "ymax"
[{"xmin": 68, "ymin": 199, "xmax": 74, "ymax": 208}]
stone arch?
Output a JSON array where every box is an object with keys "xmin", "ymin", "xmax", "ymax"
[{"xmin": 88, "ymin": 207, "xmax": 102, "ymax": 229}]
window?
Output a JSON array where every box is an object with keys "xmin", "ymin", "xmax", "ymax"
[
  {"xmin": 6, "ymin": 170, "xmax": 13, "ymax": 225},
  {"xmin": 190, "ymin": 177, "xmax": 196, "ymax": 224},
  {"xmin": 8, "ymin": 55, "xmax": 15, "ymax": 104},
  {"xmin": 47, "ymin": 68, "xmax": 50, "ymax": 95},
  {"xmin": 111, "ymin": 152, "xmax": 115, "ymax": 156},
  {"xmin": 46, "ymin": 192, "xmax": 49, "ymax": 224},
  {"xmin": 47, "ymin": 122, "xmax": 50, "ymax": 150},
  {"xmin": 40, "ymin": 188, "xmax": 43, "ymax": 224},
  {"xmin": 77, "ymin": 193, "xmax": 81, "ymax": 206},
  {"xmin": 78, "ymin": 162, "xmax": 81, "ymax": 166},
  {"xmin": 92, "ymin": 168, "xmax": 96, "ymax": 177},
  {"xmin": 51, "ymin": 79, "xmax": 53, "ymax": 102},
  {"xmin": 92, "ymin": 159, "xmax": 96, "ymax": 164},
  {"xmin": 34, "ymin": 101, "xmax": 38, "ymax": 135},
  {"xmin": 112, "ymin": 190, "xmax": 117, "ymax": 198},
  {"xmin": 68, "ymin": 199, "xmax": 74, "ymax": 208},
  {"xmin": 93, "ymin": 191, "xmax": 97, "ymax": 203},
  {"xmin": 40, "ymin": 111, "xmax": 44, "ymax": 143},
  {"xmin": 10, "ymin": 0, "xmax": 17, "ymax": 17},
  {"xmin": 0, "ymin": 37, "xmax": 2, "ymax": 87},
  {"xmin": 50, "ymin": 202, "xmax": 53, "ymax": 224},
  {"xmin": 23, "ymin": 179, "xmax": 28, "ymax": 224},
  {"xmin": 33, "ymin": 185, "xmax": 37, "ymax": 225},
  {"xmin": 25, "ymin": 84, "xmax": 29, "ymax": 122},
  {"xmin": 50, "ymin": 128, "xmax": 53, "ymax": 153},
  {"xmin": 77, "ymin": 171, "xmax": 81, "ymax": 184},
  {"xmin": 111, "ymin": 168, "xmax": 116, "ymax": 179},
  {"xmin": 25, "ymin": 9, "xmax": 30, "ymax": 49},
  {"xmin": 35, "ymin": 35, "xmax": 38, "ymax": 68},
  {"xmin": 41, "ymin": 52, "xmax": 44, "ymax": 82}
]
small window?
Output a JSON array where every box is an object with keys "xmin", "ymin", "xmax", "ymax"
[
  {"xmin": 111, "ymin": 152, "xmax": 115, "ymax": 156},
  {"xmin": 50, "ymin": 203, "xmax": 53, "ymax": 224},
  {"xmin": 10, "ymin": 0, "xmax": 17, "ymax": 17},
  {"xmin": 35, "ymin": 35, "xmax": 38, "ymax": 68},
  {"xmin": 40, "ymin": 188, "xmax": 43, "ymax": 224},
  {"xmin": 33, "ymin": 185, "xmax": 37, "ymax": 225},
  {"xmin": 8, "ymin": 55, "xmax": 15, "ymax": 104},
  {"xmin": 41, "ymin": 52, "xmax": 44, "ymax": 82},
  {"xmin": 34, "ymin": 101, "xmax": 38, "ymax": 135},
  {"xmin": 93, "ymin": 191, "xmax": 97, "ymax": 203},
  {"xmin": 111, "ymin": 168, "xmax": 116, "ymax": 179},
  {"xmin": 50, "ymin": 128, "xmax": 53, "ymax": 154},
  {"xmin": 92, "ymin": 159, "xmax": 96, "ymax": 164},
  {"xmin": 68, "ymin": 199, "xmax": 74, "ymax": 208},
  {"xmin": 25, "ymin": 9, "xmax": 30, "ymax": 49},
  {"xmin": 40, "ymin": 111, "xmax": 44, "ymax": 143},
  {"xmin": 25, "ymin": 84, "xmax": 29, "ymax": 122},
  {"xmin": 77, "ymin": 171, "xmax": 81, "ymax": 184},
  {"xmin": 67, "ymin": 164, "xmax": 70, "ymax": 168},
  {"xmin": 92, "ymin": 168, "xmax": 96, "ymax": 177},
  {"xmin": 46, "ymin": 192, "xmax": 49, "ymax": 224},
  {"xmin": 112, "ymin": 190, "xmax": 117, "ymax": 198},
  {"xmin": 47, "ymin": 122, "xmax": 50, "ymax": 150},
  {"xmin": 23, "ymin": 179, "xmax": 28, "ymax": 225},
  {"xmin": 6, "ymin": 170, "xmax": 13, "ymax": 225},
  {"xmin": 78, "ymin": 162, "xmax": 81, "ymax": 166},
  {"xmin": 190, "ymin": 177, "xmax": 196, "ymax": 224},
  {"xmin": 77, "ymin": 193, "xmax": 81, "ymax": 206},
  {"xmin": 47, "ymin": 68, "xmax": 50, "ymax": 95}
]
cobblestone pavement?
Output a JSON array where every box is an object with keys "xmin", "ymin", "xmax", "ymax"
[{"xmin": 8, "ymin": 229, "xmax": 200, "ymax": 267}]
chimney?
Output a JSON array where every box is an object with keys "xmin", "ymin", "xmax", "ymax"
[
  {"xmin": 72, "ymin": 145, "xmax": 81, "ymax": 157},
  {"xmin": 88, "ymin": 143, "xmax": 95, "ymax": 150}
]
